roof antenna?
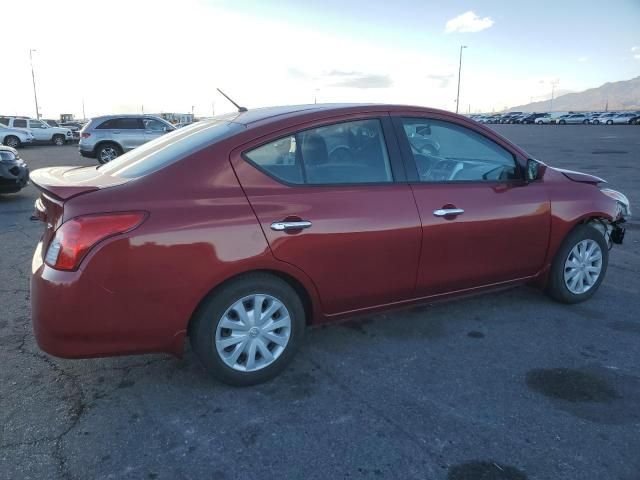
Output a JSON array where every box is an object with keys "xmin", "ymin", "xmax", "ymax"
[{"xmin": 216, "ymin": 88, "xmax": 248, "ymax": 112}]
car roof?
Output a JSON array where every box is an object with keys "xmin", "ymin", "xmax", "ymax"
[
  {"xmin": 221, "ymin": 103, "xmax": 472, "ymax": 127},
  {"xmin": 89, "ymin": 114, "xmax": 166, "ymax": 121}
]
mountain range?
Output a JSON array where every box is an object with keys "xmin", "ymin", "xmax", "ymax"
[{"xmin": 509, "ymin": 76, "xmax": 640, "ymax": 112}]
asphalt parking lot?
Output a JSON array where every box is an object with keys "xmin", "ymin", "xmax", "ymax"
[{"xmin": 1, "ymin": 125, "xmax": 639, "ymax": 480}]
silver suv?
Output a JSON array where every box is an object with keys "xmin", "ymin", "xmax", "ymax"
[{"xmin": 79, "ymin": 115, "xmax": 175, "ymax": 163}]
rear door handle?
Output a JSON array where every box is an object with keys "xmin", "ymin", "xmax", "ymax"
[
  {"xmin": 270, "ymin": 220, "xmax": 312, "ymax": 231},
  {"xmin": 433, "ymin": 208, "xmax": 464, "ymax": 217}
]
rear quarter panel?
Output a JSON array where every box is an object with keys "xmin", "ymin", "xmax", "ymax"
[{"xmin": 57, "ymin": 141, "xmax": 321, "ymax": 356}]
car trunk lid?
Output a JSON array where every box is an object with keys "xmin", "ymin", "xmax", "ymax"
[
  {"xmin": 29, "ymin": 166, "xmax": 129, "ymax": 200},
  {"xmin": 30, "ymin": 166, "xmax": 131, "ymax": 255}
]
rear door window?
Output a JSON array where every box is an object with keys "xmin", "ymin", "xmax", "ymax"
[
  {"xmin": 244, "ymin": 119, "xmax": 393, "ymax": 185},
  {"xmin": 97, "ymin": 118, "xmax": 143, "ymax": 129},
  {"xmin": 13, "ymin": 119, "xmax": 27, "ymax": 128}
]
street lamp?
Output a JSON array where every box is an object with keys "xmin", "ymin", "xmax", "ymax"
[
  {"xmin": 455, "ymin": 45, "xmax": 467, "ymax": 114},
  {"xmin": 549, "ymin": 80, "xmax": 559, "ymax": 111},
  {"xmin": 29, "ymin": 49, "xmax": 40, "ymax": 119}
]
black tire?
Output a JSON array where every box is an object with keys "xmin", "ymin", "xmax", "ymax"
[
  {"xmin": 190, "ymin": 273, "xmax": 306, "ymax": 386},
  {"xmin": 3, "ymin": 135, "xmax": 20, "ymax": 148},
  {"xmin": 559, "ymin": 120, "xmax": 566, "ymax": 125},
  {"xmin": 546, "ymin": 225, "xmax": 609, "ymax": 304},
  {"xmin": 593, "ymin": 120, "xmax": 600, "ymax": 125},
  {"xmin": 52, "ymin": 134, "xmax": 65, "ymax": 146},
  {"xmin": 606, "ymin": 120, "xmax": 613, "ymax": 125},
  {"xmin": 583, "ymin": 119, "xmax": 589, "ymax": 124},
  {"xmin": 96, "ymin": 142, "xmax": 122, "ymax": 164}
]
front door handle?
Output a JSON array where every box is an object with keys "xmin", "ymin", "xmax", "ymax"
[
  {"xmin": 270, "ymin": 220, "xmax": 312, "ymax": 231},
  {"xmin": 433, "ymin": 208, "xmax": 464, "ymax": 217}
]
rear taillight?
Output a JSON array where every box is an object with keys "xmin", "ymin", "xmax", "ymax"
[
  {"xmin": 45, "ymin": 212, "xmax": 146, "ymax": 271},
  {"xmin": 81, "ymin": 132, "xmax": 91, "ymax": 139}
]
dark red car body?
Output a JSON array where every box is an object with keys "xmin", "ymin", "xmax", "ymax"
[{"xmin": 30, "ymin": 104, "xmax": 622, "ymax": 359}]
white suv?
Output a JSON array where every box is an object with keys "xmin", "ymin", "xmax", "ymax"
[
  {"xmin": 0, "ymin": 124, "xmax": 34, "ymax": 148},
  {"xmin": 0, "ymin": 117, "xmax": 73, "ymax": 146}
]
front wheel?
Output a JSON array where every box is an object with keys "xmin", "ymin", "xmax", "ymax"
[
  {"xmin": 3, "ymin": 135, "xmax": 20, "ymax": 148},
  {"xmin": 190, "ymin": 273, "xmax": 305, "ymax": 386},
  {"xmin": 52, "ymin": 134, "xmax": 65, "ymax": 146},
  {"xmin": 583, "ymin": 119, "xmax": 589, "ymax": 124},
  {"xmin": 546, "ymin": 225, "xmax": 608, "ymax": 304},
  {"xmin": 606, "ymin": 120, "xmax": 613, "ymax": 125}
]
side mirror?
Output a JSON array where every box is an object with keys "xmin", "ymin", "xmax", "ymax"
[{"xmin": 526, "ymin": 158, "xmax": 540, "ymax": 182}]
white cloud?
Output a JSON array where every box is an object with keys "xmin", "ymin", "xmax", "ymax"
[
  {"xmin": 577, "ymin": 56, "xmax": 588, "ymax": 62},
  {"xmin": 445, "ymin": 11, "xmax": 494, "ymax": 33},
  {"xmin": 632, "ymin": 46, "xmax": 640, "ymax": 60}
]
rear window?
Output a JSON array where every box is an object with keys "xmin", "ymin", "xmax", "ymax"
[
  {"xmin": 96, "ymin": 118, "xmax": 143, "ymax": 129},
  {"xmin": 99, "ymin": 116, "xmax": 243, "ymax": 178},
  {"xmin": 244, "ymin": 119, "xmax": 393, "ymax": 185}
]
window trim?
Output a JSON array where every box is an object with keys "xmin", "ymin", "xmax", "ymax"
[
  {"xmin": 241, "ymin": 116, "xmax": 405, "ymax": 187},
  {"xmin": 391, "ymin": 115, "xmax": 525, "ymax": 184}
]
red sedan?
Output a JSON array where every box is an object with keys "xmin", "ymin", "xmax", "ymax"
[{"xmin": 30, "ymin": 104, "xmax": 630, "ymax": 385}]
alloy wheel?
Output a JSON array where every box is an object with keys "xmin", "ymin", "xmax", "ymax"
[
  {"xmin": 563, "ymin": 239, "xmax": 603, "ymax": 294},
  {"xmin": 99, "ymin": 147, "xmax": 119, "ymax": 163},
  {"xmin": 5, "ymin": 137, "xmax": 19, "ymax": 148},
  {"xmin": 215, "ymin": 294, "xmax": 291, "ymax": 372}
]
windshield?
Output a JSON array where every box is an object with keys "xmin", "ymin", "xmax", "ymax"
[{"xmin": 99, "ymin": 115, "xmax": 244, "ymax": 178}]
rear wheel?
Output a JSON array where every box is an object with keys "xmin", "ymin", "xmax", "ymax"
[
  {"xmin": 96, "ymin": 143, "xmax": 121, "ymax": 163},
  {"xmin": 559, "ymin": 120, "xmax": 566, "ymax": 125},
  {"xmin": 52, "ymin": 134, "xmax": 65, "ymax": 146},
  {"xmin": 546, "ymin": 225, "xmax": 608, "ymax": 304},
  {"xmin": 606, "ymin": 120, "xmax": 613, "ymax": 125},
  {"xmin": 583, "ymin": 119, "xmax": 589, "ymax": 124},
  {"xmin": 3, "ymin": 135, "xmax": 20, "ymax": 148},
  {"xmin": 190, "ymin": 273, "xmax": 305, "ymax": 386}
]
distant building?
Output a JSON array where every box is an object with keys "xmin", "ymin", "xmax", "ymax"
[{"xmin": 157, "ymin": 113, "xmax": 194, "ymax": 124}]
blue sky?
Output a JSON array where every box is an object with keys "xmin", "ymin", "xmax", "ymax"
[
  {"xmin": 2, "ymin": 0, "xmax": 638, "ymax": 117},
  {"xmin": 219, "ymin": 0, "xmax": 640, "ymax": 92}
]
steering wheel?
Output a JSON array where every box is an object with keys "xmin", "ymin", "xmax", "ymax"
[{"xmin": 329, "ymin": 145, "xmax": 354, "ymax": 164}]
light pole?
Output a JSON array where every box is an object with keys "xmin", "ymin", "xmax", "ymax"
[
  {"xmin": 455, "ymin": 45, "xmax": 467, "ymax": 114},
  {"xmin": 549, "ymin": 80, "xmax": 559, "ymax": 111},
  {"xmin": 29, "ymin": 49, "xmax": 40, "ymax": 119}
]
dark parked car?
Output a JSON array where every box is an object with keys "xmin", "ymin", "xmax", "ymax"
[
  {"xmin": 0, "ymin": 145, "xmax": 29, "ymax": 194},
  {"xmin": 30, "ymin": 104, "xmax": 630, "ymax": 385}
]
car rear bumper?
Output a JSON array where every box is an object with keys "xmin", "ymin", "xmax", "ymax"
[{"xmin": 30, "ymin": 242, "xmax": 185, "ymax": 358}]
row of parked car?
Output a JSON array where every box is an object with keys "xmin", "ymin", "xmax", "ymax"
[
  {"xmin": 0, "ymin": 116, "xmax": 84, "ymax": 149},
  {"xmin": 470, "ymin": 111, "xmax": 640, "ymax": 125}
]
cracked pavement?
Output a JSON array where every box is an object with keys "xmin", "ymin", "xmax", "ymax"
[{"xmin": 1, "ymin": 125, "xmax": 639, "ymax": 480}]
